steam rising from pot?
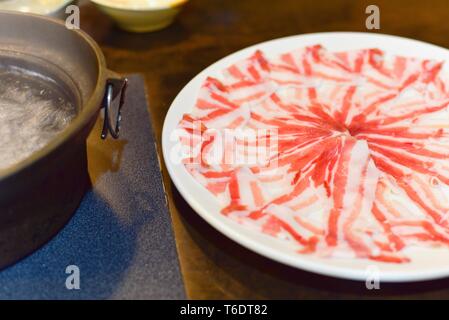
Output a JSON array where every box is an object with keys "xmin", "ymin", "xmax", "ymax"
[{"xmin": 0, "ymin": 63, "xmax": 76, "ymax": 170}]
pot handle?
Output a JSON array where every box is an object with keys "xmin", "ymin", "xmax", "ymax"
[{"xmin": 101, "ymin": 77, "xmax": 129, "ymax": 140}]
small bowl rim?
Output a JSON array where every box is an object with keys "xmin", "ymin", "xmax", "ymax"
[
  {"xmin": 0, "ymin": 0, "xmax": 75, "ymax": 15},
  {"xmin": 90, "ymin": 0, "xmax": 188, "ymax": 11}
]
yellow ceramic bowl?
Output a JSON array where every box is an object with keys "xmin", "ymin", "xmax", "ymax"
[{"xmin": 90, "ymin": 0, "xmax": 188, "ymax": 33}]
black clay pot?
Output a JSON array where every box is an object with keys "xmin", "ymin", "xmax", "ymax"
[{"xmin": 0, "ymin": 11, "xmax": 127, "ymax": 269}]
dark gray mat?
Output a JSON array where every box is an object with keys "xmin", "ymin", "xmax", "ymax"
[{"xmin": 0, "ymin": 75, "xmax": 185, "ymax": 300}]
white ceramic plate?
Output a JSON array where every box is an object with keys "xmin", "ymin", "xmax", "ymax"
[{"xmin": 162, "ymin": 32, "xmax": 449, "ymax": 282}]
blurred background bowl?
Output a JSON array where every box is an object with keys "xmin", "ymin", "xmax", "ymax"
[
  {"xmin": 0, "ymin": 0, "xmax": 76, "ymax": 19},
  {"xmin": 90, "ymin": 0, "xmax": 188, "ymax": 33}
]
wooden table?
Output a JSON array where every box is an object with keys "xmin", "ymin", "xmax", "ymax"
[{"xmin": 81, "ymin": 0, "xmax": 449, "ymax": 299}]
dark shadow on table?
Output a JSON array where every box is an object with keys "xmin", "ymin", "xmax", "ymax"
[
  {"xmin": 0, "ymin": 189, "xmax": 138, "ymax": 300},
  {"xmin": 172, "ymin": 184, "xmax": 449, "ymax": 299}
]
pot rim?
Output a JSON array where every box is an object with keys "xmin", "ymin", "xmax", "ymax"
[{"xmin": 0, "ymin": 10, "xmax": 108, "ymax": 180}]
